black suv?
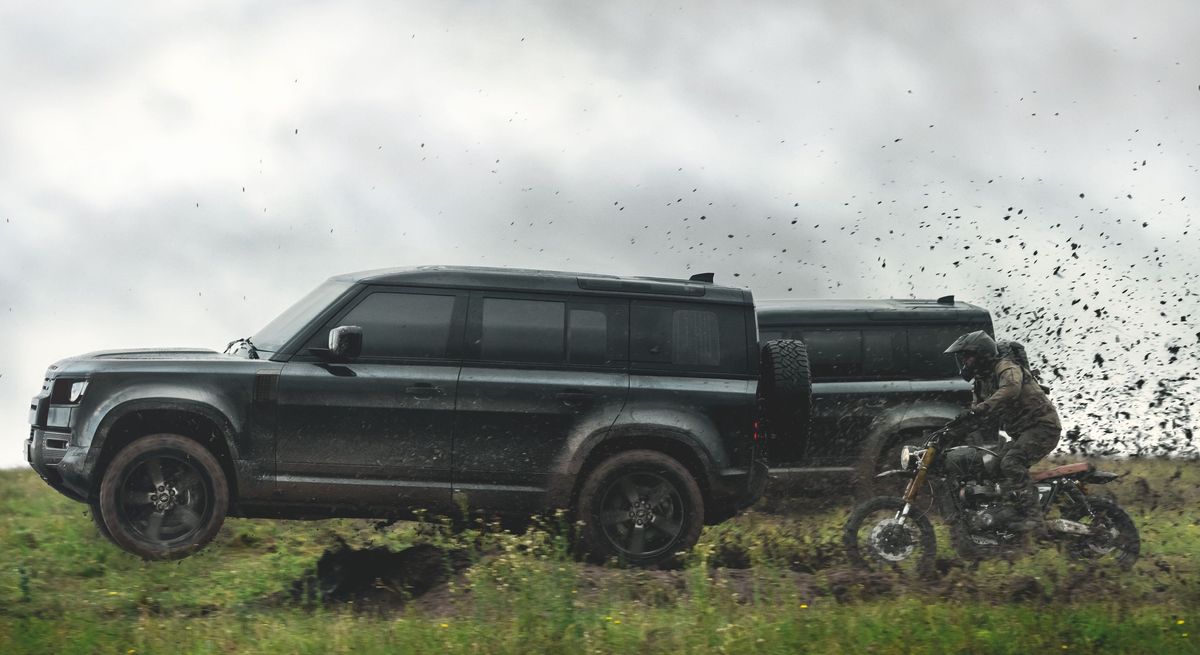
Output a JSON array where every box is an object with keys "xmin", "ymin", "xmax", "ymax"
[
  {"xmin": 757, "ymin": 296, "xmax": 994, "ymax": 494},
  {"xmin": 26, "ymin": 266, "xmax": 778, "ymax": 565}
]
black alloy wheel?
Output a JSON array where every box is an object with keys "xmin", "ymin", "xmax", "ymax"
[
  {"xmin": 598, "ymin": 470, "xmax": 685, "ymax": 558},
  {"xmin": 98, "ymin": 434, "xmax": 228, "ymax": 560},
  {"xmin": 576, "ymin": 450, "xmax": 704, "ymax": 567}
]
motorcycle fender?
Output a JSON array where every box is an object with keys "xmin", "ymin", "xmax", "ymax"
[{"xmin": 874, "ymin": 469, "xmax": 917, "ymax": 480}]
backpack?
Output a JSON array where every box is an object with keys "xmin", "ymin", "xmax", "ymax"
[{"xmin": 996, "ymin": 339, "xmax": 1051, "ymax": 394}]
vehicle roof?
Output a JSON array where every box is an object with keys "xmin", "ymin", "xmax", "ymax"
[
  {"xmin": 331, "ymin": 265, "xmax": 750, "ymax": 303},
  {"xmin": 756, "ymin": 298, "xmax": 992, "ymax": 325}
]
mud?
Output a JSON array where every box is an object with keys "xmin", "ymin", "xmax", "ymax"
[{"xmin": 287, "ymin": 542, "xmax": 471, "ymax": 607}]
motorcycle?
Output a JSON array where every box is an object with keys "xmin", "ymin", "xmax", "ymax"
[{"xmin": 843, "ymin": 416, "xmax": 1140, "ymax": 577}]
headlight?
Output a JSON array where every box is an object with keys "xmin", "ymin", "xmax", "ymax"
[
  {"xmin": 900, "ymin": 445, "xmax": 912, "ymax": 469},
  {"xmin": 69, "ymin": 380, "xmax": 89, "ymax": 403}
]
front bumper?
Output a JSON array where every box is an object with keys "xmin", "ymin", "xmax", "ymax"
[{"xmin": 26, "ymin": 428, "xmax": 90, "ymax": 503}]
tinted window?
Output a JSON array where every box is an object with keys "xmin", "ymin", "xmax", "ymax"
[
  {"xmin": 632, "ymin": 302, "xmax": 747, "ymax": 373},
  {"xmin": 481, "ymin": 298, "xmax": 565, "ymax": 363},
  {"xmin": 862, "ymin": 329, "xmax": 903, "ymax": 376},
  {"xmin": 335, "ymin": 292, "xmax": 457, "ymax": 359},
  {"xmin": 797, "ymin": 329, "xmax": 862, "ymax": 378},
  {"xmin": 568, "ymin": 308, "xmax": 608, "ymax": 364},
  {"xmin": 907, "ymin": 326, "xmax": 969, "ymax": 378}
]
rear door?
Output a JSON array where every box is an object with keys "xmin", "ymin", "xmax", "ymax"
[{"xmin": 452, "ymin": 292, "xmax": 629, "ymax": 511}]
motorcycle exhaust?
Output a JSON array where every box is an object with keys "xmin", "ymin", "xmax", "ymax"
[{"xmin": 1047, "ymin": 518, "xmax": 1094, "ymax": 536}]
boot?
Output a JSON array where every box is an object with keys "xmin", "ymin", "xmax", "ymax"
[{"xmin": 1006, "ymin": 487, "xmax": 1048, "ymax": 538}]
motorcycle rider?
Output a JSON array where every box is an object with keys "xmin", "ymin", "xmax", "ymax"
[{"xmin": 944, "ymin": 331, "xmax": 1062, "ymax": 533}]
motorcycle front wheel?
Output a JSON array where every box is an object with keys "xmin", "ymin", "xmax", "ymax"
[{"xmin": 843, "ymin": 496, "xmax": 938, "ymax": 578}]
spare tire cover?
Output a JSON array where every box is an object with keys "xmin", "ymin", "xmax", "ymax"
[{"xmin": 758, "ymin": 339, "xmax": 813, "ymax": 462}]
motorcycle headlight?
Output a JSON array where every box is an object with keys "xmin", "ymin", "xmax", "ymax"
[{"xmin": 900, "ymin": 445, "xmax": 912, "ymax": 469}]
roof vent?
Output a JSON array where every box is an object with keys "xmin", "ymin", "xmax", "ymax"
[
  {"xmin": 689, "ymin": 272, "xmax": 715, "ymax": 283},
  {"xmin": 937, "ymin": 294, "xmax": 955, "ymax": 305}
]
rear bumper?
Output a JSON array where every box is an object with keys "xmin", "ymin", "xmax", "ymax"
[{"xmin": 709, "ymin": 457, "xmax": 769, "ymax": 521}]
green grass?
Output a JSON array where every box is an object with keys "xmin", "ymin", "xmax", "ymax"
[{"xmin": 1, "ymin": 458, "xmax": 1197, "ymax": 654}]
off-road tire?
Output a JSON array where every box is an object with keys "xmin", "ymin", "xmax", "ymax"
[
  {"xmin": 98, "ymin": 433, "xmax": 229, "ymax": 560},
  {"xmin": 843, "ymin": 495, "xmax": 938, "ymax": 578},
  {"xmin": 758, "ymin": 339, "xmax": 812, "ymax": 463},
  {"xmin": 1060, "ymin": 496, "xmax": 1139, "ymax": 570},
  {"xmin": 576, "ymin": 450, "xmax": 704, "ymax": 567}
]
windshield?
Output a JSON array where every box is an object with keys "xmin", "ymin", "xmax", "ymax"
[{"xmin": 251, "ymin": 280, "xmax": 354, "ymax": 353}]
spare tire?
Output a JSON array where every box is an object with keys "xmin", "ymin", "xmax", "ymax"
[{"xmin": 758, "ymin": 339, "xmax": 813, "ymax": 463}]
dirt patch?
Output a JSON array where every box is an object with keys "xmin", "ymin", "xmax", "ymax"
[{"xmin": 287, "ymin": 543, "xmax": 471, "ymax": 607}]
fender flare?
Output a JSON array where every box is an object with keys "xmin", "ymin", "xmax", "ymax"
[
  {"xmin": 854, "ymin": 403, "xmax": 962, "ymax": 483},
  {"xmin": 86, "ymin": 398, "xmax": 242, "ymax": 473},
  {"xmin": 554, "ymin": 423, "xmax": 718, "ymax": 501}
]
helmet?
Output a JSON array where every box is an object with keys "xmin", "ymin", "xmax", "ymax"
[{"xmin": 944, "ymin": 330, "xmax": 998, "ymax": 382}]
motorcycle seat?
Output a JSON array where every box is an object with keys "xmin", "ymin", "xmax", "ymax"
[{"xmin": 1030, "ymin": 462, "xmax": 1093, "ymax": 482}]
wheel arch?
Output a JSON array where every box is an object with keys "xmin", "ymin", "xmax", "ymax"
[
  {"xmin": 853, "ymin": 402, "xmax": 962, "ymax": 484},
  {"xmin": 89, "ymin": 399, "xmax": 241, "ymax": 502},
  {"xmin": 565, "ymin": 427, "xmax": 717, "ymax": 521}
]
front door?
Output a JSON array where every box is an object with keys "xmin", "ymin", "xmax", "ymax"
[{"xmin": 274, "ymin": 287, "xmax": 467, "ymax": 510}]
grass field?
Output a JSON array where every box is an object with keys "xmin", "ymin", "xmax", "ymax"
[{"xmin": 1, "ymin": 458, "xmax": 1197, "ymax": 654}]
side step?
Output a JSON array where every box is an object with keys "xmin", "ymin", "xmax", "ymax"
[{"xmin": 766, "ymin": 466, "xmax": 856, "ymax": 493}]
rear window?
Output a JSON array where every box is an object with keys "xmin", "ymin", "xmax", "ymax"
[
  {"xmin": 774, "ymin": 329, "xmax": 904, "ymax": 379},
  {"xmin": 632, "ymin": 302, "xmax": 748, "ymax": 373},
  {"xmin": 760, "ymin": 322, "xmax": 989, "ymax": 380},
  {"xmin": 907, "ymin": 326, "xmax": 976, "ymax": 378}
]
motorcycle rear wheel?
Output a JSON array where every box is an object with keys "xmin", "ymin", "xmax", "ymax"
[
  {"xmin": 1060, "ymin": 497, "xmax": 1139, "ymax": 570},
  {"xmin": 843, "ymin": 496, "xmax": 938, "ymax": 578}
]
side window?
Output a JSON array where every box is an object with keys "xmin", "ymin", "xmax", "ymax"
[
  {"xmin": 907, "ymin": 326, "xmax": 966, "ymax": 378},
  {"xmin": 797, "ymin": 330, "xmax": 863, "ymax": 379},
  {"xmin": 862, "ymin": 329, "xmax": 904, "ymax": 376},
  {"xmin": 477, "ymin": 297, "xmax": 628, "ymax": 366},
  {"xmin": 631, "ymin": 302, "xmax": 747, "ymax": 373},
  {"xmin": 329, "ymin": 292, "xmax": 458, "ymax": 359},
  {"xmin": 481, "ymin": 298, "xmax": 565, "ymax": 363}
]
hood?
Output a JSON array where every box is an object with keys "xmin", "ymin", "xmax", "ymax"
[{"xmin": 48, "ymin": 348, "xmax": 233, "ymax": 372}]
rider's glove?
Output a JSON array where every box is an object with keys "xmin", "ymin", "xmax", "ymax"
[{"xmin": 955, "ymin": 406, "xmax": 982, "ymax": 422}]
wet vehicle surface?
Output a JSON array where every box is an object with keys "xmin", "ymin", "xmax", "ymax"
[{"xmin": 27, "ymin": 266, "xmax": 783, "ymax": 565}]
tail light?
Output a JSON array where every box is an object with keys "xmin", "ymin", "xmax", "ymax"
[{"xmin": 752, "ymin": 419, "xmax": 761, "ymax": 442}]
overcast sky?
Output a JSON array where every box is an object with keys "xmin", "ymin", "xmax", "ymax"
[{"xmin": 2, "ymin": 1, "xmax": 1197, "ymax": 468}]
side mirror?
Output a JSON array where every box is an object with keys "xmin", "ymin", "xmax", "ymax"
[{"xmin": 328, "ymin": 325, "xmax": 363, "ymax": 360}]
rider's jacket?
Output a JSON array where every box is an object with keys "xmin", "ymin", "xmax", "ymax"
[{"xmin": 972, "ymin": 358, "xmax": 1062, "ymax": 435}]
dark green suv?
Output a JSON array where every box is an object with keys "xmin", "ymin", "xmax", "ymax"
[
  {"xmin": 757, "ymin": 296, "xmax": 995, "ymax": 494},
  {"xmin": 27, "ymin": 266, "xmax": 788, "ymax": 565}
]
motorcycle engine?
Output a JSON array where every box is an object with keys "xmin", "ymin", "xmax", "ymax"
[{"xmin": 959, "ymin": 482, "xmax": 1001, "ymax": 503}]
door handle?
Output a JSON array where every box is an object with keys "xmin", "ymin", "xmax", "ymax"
[
  {"xmin": 556, "ymin": 390, "xmax": 595, "ymax": 405},
  {"xmin": 404, "ymin": 384, "xmax": 444, "ymax": 398}
]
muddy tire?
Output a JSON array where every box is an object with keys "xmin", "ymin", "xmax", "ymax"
[
  {"xmin": 576, "ymin": 450, "xmax": 704, "ymax": 567},
  {"xmin": 758, "ymin": 339, "xmax": 812, "ymax": 463},
  {"xmin": 97, "ymin": 434, "xmax": 228, "ymax": 560},
  {"xmin": 844, "ymin": 496, "xmax": 938, "ymax": 578},
  {"xmin": 1060, "ymin": 497, "xmax": 1139, "ymax": 570}
]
